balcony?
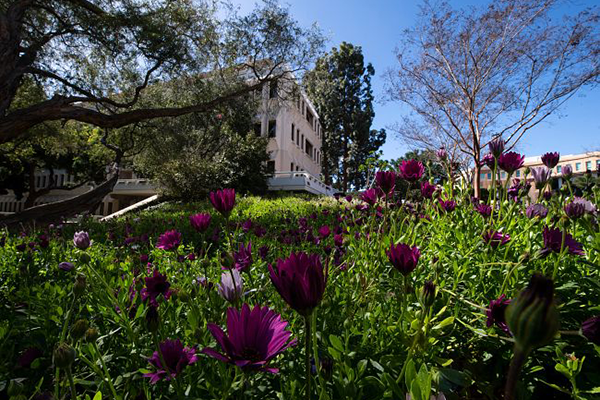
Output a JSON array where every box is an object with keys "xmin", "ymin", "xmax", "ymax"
[
  {"xmin": 111, "ymin": 178, "xmax": 156, "ymax": 196},
  {"xmin": 268, "ymin": 171, "xmax": 334, "ymax": 196}
]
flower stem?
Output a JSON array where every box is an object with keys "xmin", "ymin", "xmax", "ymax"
[
  {"xmin": 505, "ymin": 347, "xmax": 529, "ymax": 400},
  {"xmin": 66, "ymin": 366, "xmax": 77, "ymax": 400},
  {"xmin": 305, "ymin": 315, "xmax": 312, "ymax": 400}
]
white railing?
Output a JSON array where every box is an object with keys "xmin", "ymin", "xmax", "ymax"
[{"xmin": 268, "ymin": 171, "xmax": 335, "ymax": 196}]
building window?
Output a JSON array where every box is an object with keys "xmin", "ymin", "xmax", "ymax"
[
  {"xmin": 305, "ymin": 140, "xmax": 313, "ymax": 158},
  {"xmin": 301, "ymin": 101, "xmax": 304, "ymax": 115},
  {"xmin": 301, "ymin": 134, "xmax": 304, "ymax": 150},
  {"xmin": 296, "ymin": 166, "xmax": 299, "ymax": 171},
  {"xmin": 107, "ymin": 202, "xmax": 113, "ymax": 215},
  {"xmin": 586, "ymin": 161, "xmax": 592, "ymax": 171},
  {"xmin": 60, "ymin": 174, "xmax": 65, "ymax": 186},
  {"xmin": 267, "ymin": 160, "xmax": 275, "ymax": 174},
  {"xmin": 290, "ymin": 162, "xmax": 294, "ymax": 171},
  {"xmin": 557, "ymin": 165, "xmax": 562, "ymax": 174},
  {"xmin": 480, "ymin": 173, "xmax": 486, "ymax": 180},
  {"xmin": 487, "ymin": 173, "xmax": 491, "ymax": 179},
  {"xmin": 576, "ymin": 162, "xmax": 581, "ymax": 171},
  {"xmin": 253, "ymin": 123, "xmax": 262, "ymax": 136},
  {"xmin": 516, "ymin": 170, "xmax": 520, "ymax": 177},
  {"xmin": 306, "ymin": 109, "xmax": 314, "ymax": 126},
  {"xmin": 269, "ymin": 81, "xmax": 278, "ymax": 98},
  {"xmin": 296, "ymin": 129, "xmax": 300, "ymax": 145},
  {"xmin": 501, "ymin": 172, "xmax": 506, "ymax": 179},
  {"xmin": 291, "ymin": 123, "xmax": 295, "ymax": 141},
  {"xmin": 597, "ymin": 160, "xmax": 600, "ymax": 170},
  {"xmin": 268, "ymin": 120, "xmax": 276, "ymax": 138},
  {"xmin": 36, "ymin": 176, "xmax": 41, "ymax": 188}
]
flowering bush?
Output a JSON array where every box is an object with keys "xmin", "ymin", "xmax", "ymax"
[{"xmin": 0, "ymin": 176, "xmax": 599, "ymax": 399}]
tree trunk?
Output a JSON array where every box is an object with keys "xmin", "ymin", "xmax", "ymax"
[
  {"xmin": 473, "ymin": 153, "xmax": 481, "ymax": 199},
  {"xmin": 0, "ymin": 172, "xmax": 119, "ymax": 228}
]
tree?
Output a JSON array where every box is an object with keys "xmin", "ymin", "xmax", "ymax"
[
  {"xmin": 132, "ymin": 78, "xmax": 271, "ymax": 198},
  {"xmin": 0, "ymin": 78, "xmax": 113, "ymax": 208},
  {"xmin": 0, "ymin": 0, "xmax": 323, "ymax": 224},
  {"xmin": 390, "ymin": 149, "xmax": 447, "ymax": 198},
  {"xmin": 305, "ymin": 42, "xmax": 386, "ymax": 192},
  {"xmin": 386, "ymin": 0, "xmax": 600, "ymax": 197}
]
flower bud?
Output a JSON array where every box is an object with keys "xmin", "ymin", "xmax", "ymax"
[
  {"xmin": 85, "ymin": 328, "xmax": 99, "ymax": 343},
  {"xmin": 70, "ymin": 319, "xmax": 89, "ymax": 341},
  {"xmin": 73, "ymin": 274, "xmax": 87, "ymax": 298},
  {"xmin": 53, "ymin": 342, "xmax": 75, "ymax": 369},
  {"xmin": 73, "ymin": 231, "xmax": 91, "ymax": 250},
  {"xmin": 505, "ymin": 274, "xmax": 559, "ymax": 353},
  {"xmin": 419, "ymin": 280, "xmax": 437, "ymax": 309}
]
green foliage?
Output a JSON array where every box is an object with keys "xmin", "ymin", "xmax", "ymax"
[
  {"xmin": 131, "ymin": 81, "xmax": 271, "ymax": 198},
  {"xmin": 0, "ymin": 183, "xmax": 599, "ymax": 398},
  {"xmin": 0, "ymin": 79, "xmax": 112, "ymax": 204},
  {"xmin": 305, "ymin": 42, "xmax": 385, "ymax": 191}
]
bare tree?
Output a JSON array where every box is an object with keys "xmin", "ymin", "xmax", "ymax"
[{"xmin": 386, "ymin": 0, "xmax": 600, "ymax": 197}]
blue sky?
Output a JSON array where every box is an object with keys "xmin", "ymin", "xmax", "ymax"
[{"xmin": 234, "ymin": 0, "xmax": 600, "ymax": 161}]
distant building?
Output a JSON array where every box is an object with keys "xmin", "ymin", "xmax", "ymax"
[
  {"xmin": 479, "ymin": 151, "xmax": 600, "ymax": 197},
  {"xmin": 0, "ymin": 77, "xmax": 333, "ymax": 217}
]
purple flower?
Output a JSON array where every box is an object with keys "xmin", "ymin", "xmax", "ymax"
[
  {"xmin": 541, "ymin": 152, "xmax": 560, "ymax": 169},
  {"xmin": 399, "ymin": 160, "xmax": 424, "ymax": 182},
  {"xmin": 474, "ymin": 203, "xmax": 492, "ymax": 218},
  {"xmin": 498, "ymin": 152, "xmax": 525, "ymax": 174},
  {"xmin": 438, "ymin": 199, "xmax": 456, "ymax": 213},
  {"xmin": 582, "ymin": 316, "xmax": 600, "ymax": 345},
  {"xmin": 258, "ymin": 245, "xmax": 269, "ymax": 260},
  {"xmin": 202, "ymin": 304, "xmax": 297, "ymax": 373},
  {"xmin": 59, "ymin": 262, "xmax": 75, "ymax": 272},
  {"xmin": 360, "ymin": 188, "xmax": 378, "ymax": 205},
  {"xmin": 541, "ymin": 226, "xmax": 585, "ymax": 256},
  {"xmin": 488, "ymin": 138, "xmax": 505, "ymax": 158},
  {"xmin": 334, "ymin": 234, "xmax": 344, "ymax": 247},
  {"xmin": 233, "ymin": 242, "xmax": 253, "ymax": 272},
  {"xmin": 209, "ymin": 188, "xmax": 236, "ymax": 217},
  {"xmin": 565, "ymin": 201, "xmax": 585, "ymax": 219},
  {"xmin": 543, "ymin": 191, "xmax": 552, "ymax": 201},
  {"xmin": 269, "ymin": 252, "xmax": 327, "ymax": 317},
  {"xmin": 530, "ymin": 167, "xmax": 552, "ymax": 189},
  {"xmin": 140, "ymin": 254, "xmax": 149, "ymax": 264},
  {"xmin": 572, "ymin": 197, "xmax": 597, "ymax": 216},
  {"xmin": 143, "ymin": 339, "xmax": 198, "ymax": 384},
  {"xmin": 526, "ymin": 204, "xmax": 548, "ymax": 219},
  {"xmin": 189, "ymin": 213, "xmax": 211, "ymax": 232},
  {"xmin": 18, "ymin": 347, "xmax": 42, "ymax": 368},
  {"xmin": 436, "ymin": 147, "xmax": 447, "ymax": 161},
  {"xmin": 156, "ymin": 230, "xmax": 182, "ymax": 251},
  {"xmin": 387, "ymin": 243, "xmax": 420, "ymax": 276},
  {"xmin": 481, "ymin": 153, "xmax": 495, "ymax": 168},
  {"xmin": 318, "ymin": 225, "xmax": 331, "ymax": 239},
  {"xmin": 73, "ymin": 231, "xmax": 91, "ymax": 250},
  {"xmin": 562, "ymin": 164, "xmax": 573, "ymax": 178},
  {"xmin": 486, "ymin": 295, "xmax": 511, "ymax": 335},
  {"xmin": 420, "ymin": 181, "xmax": 437, "ymax": 199},
  {"xmin": 218, "ymin": 269, "xmax": 243, "ymax": 304},
  {"xmin": 141, "ymin": 269, "xmax": 172, "ymax": 305},
  {"xmin": 345, "ymin": 195, "xmax": 353, "ymax": 203},
  {"xmin": 482, "ymin": 231, "xmax": 511, "ymax": 248},
  {"xmin": 241, "ymin": 218, "xmax": 253, "ymax": 233},
  {"xmin": 375, "ymin": 171, "xmax": 396, "ymax": 197}
]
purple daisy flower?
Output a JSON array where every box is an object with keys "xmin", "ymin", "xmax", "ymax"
[
  {"xmin": 486, "ymin": 294, "xmax": 511, "ymax": 335},
  {"xmin": 209, "ymin": 188, "xmax": 236, "ymax": 217},
  {"xmin": 387, "ymin": 243, "xmax": 420, "ymax": 276},
  {"xmin": 143, "ymin": 339, "xmax": 198, "ymax": 384},
  {"xmin": 202, "ymin": 304, "xmax": 297, "ymax": 373},
  {"xmin": 498, "ymin": 152, "xmax": 525, "ymax": 174},
  {"xmin": 141, "ymin": 269, "xmax": 172, "ymax": 305},
  {"xmin": 541, "ymin": 152, "xmax": 560, "ymax": 169},
  {"xmin": 482, "ymin": 231, "xmax": 511, "ymax": 248},
  {"xmin": 399, "ymin": 159, "xmax": 424, "ymax": 182},
  {"xmin": 541, "ymin": 226, "xmax": 585, "ymax": 256},
  {"xmin": 232, "ymin": 242, "xmax": 253, "ymax": 272},
  {"xmin": 189, "ymin": 213, "xmax": 211, "ymax": 232},
  {"xmin": 156, "ymin": 230, "xmax": 182, "ymax": 251}
]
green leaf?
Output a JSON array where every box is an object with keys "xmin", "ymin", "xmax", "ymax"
[
  {"xmin": 404, "ymin": 359, "xmax": 417, "ymax": 390},
  {"xmin": 416, "ymin": 364, "xmax": 431, "ymax": 400},
  {"xmin": 329, "ymin": 335, "xmax": 344, "ymax": 352},
  {"xmin": 433, "ymin": 316, "xmax": 454, "ymax": 330},
  {"xmin": 555, "ymin": 364, "xmax": 571, "ymax": 379},
  {"xmin": 93, "ymin": 392, "xmax": 102, "ymax": 400}
]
